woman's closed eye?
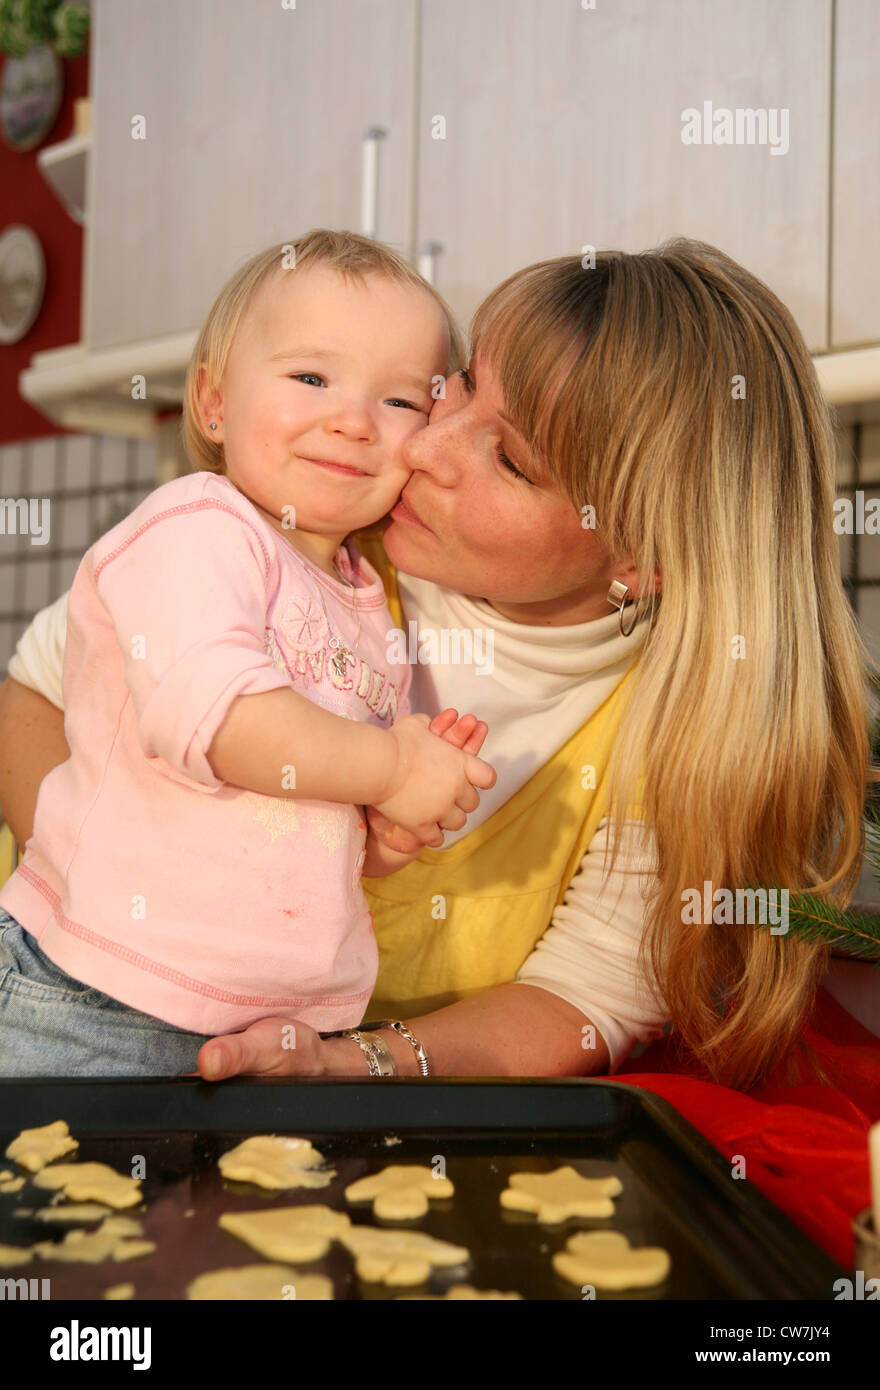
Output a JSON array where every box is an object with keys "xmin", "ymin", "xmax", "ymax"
[
  {"xmin": 458, "ymin": 367, "xmax": 533, "ymax": 483},
  {"xmin": 289, "ymin": 373, "xmax": 426, "ymax": 411}
]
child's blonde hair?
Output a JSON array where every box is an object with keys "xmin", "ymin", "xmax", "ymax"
[{"xmin": 181, "ymin": 228, "xmax": 466, "ymax": 474}]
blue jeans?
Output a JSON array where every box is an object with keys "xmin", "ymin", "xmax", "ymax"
[{"xmin": 0, "ymin": 908, "xmax": 215, "ymax": 1076}]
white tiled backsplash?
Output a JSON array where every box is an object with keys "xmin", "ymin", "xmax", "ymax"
[{"xmin": 0, "ymin": 433, "xmax": 160, "ymax": 674}]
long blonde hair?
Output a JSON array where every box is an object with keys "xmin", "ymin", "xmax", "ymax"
[
  {"xmin": 181, "ymin": 228, "xmax": 466, "ymax": 474},
  {"xmin": 471, "ymin": 238, "xmax": 874, "ymax": 1090}
]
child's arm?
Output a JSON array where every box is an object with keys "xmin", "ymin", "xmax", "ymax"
[
  {"xmin": 362, "ymin": 710, "xmax": 488, "ymax": 877},
  {"xmin": 206, "ymin": 688, "xmax": 494, "ymax": 842}
]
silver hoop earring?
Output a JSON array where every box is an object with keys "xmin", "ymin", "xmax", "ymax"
[{"xmin": 607, "ymin": 579, "xmax": 641, "ymax": 637}]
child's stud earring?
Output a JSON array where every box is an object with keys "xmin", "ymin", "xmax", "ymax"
[{"xmin": 210, "ymin": 422, "xmax": 217, "ymax": 430}]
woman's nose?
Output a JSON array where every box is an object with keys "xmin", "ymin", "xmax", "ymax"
[{"xmin": 402, "ymin": 384, "xmax": 462, "ymax": 483}]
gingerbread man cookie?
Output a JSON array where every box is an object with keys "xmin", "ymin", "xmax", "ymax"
[
  {"xmin": 500, "ymin": 1166, "xmax": 622, "ymax": 1222},
  {"xmin": 344, "ymin": 1164, "xmax": 454, "ymax": 1220}
]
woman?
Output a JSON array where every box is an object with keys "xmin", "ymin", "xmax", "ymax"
[{"xmin": 0, "ymin": 236, "xmax": 870, "ymax": 1091}]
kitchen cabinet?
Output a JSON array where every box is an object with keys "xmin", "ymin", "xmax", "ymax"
[
  {"xmin": 84, "ymin": 0, "xmax": 415, "ymax": 350},
  {"xmin": 416, "ymin": 0, "xmax": 830, "ymax": 350},
  {"xmin": 831, "ymin": 0, "xmax": 880, "ymax": 349}
]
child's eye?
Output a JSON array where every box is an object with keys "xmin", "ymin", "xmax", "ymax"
[{"xmin": 289, "ymin": 375, "xmax": 422, "ymax": 411}]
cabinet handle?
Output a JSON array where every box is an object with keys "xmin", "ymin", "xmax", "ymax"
[
  {"xmin": 417, "ymin": 241, "xmax": 444, "ymax": 286},
  {"xmin": 361, "ymin": 126, "xmax": 388, "ymax": 239}
]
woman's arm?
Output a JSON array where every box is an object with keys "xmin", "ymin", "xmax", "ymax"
[
  {"xmin": 196, "ymin": 981, "xmax": 610, "ymax": 1080},
  {"xmin": 0, "ymin": 677, "xmax": 69, "ymax": 846}
]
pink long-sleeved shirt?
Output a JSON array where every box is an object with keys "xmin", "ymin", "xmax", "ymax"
[{"xmin": 0, "ymin": 471, "xmax": 411, "ymax": 1033}]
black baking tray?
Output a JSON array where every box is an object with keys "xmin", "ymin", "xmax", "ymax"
[{"xmin": 0, "ymin": 1077, "xmax": 846, "ymax": 1300}]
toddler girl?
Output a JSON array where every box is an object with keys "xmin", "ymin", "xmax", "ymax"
[{"xmin": 0, "ymin": 229, "xmax": 495, "ymax": 1075}]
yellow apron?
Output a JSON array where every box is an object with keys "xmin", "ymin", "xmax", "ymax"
[{"xmin": 354, "ymin": 524, "xmax": 644, "ymax": 1019}]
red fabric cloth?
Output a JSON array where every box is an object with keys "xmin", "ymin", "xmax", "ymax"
[{"xmin": 615, "ymin": 986, "xmax": 880, "ymax": 1269}]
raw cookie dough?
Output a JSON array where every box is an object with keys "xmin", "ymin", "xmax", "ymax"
[
  {"xmin": 340, "ymin": 1226, "xmax": 470, "ymax": 1286},
  {"xmin": 31, "ymin": 1163, "xmax": 142, "ymax": 1210},
  {"xmin": 4, "ymin": 1120, "xmax": 78, "ymax": 1172},
  {"xmin": 217, "ymin": 1136, "xmax": 335, "ymax": 1191},
  {"xmin": 0, "ymin": 1242, "xmax": 34, "ymax": 1267},
  {"xmin": 104, "ymin": 1283, "xmax": 135, "ymax": 1300},
  {"xmin": 553, "ymin": 1230, "xmax": 671, "ymax": 1290},
  {"xmin": 187, "ymin": 1265, "xmax": 334, "ymax": 1300},
  {"xmin": 34, "ymin": 1216, "xmax": 155, "ymax": 1264},
  {"xmin": 0, "ymin": 1175, "xmax": 26, "ymax": 1194},
  {"xmin": 398, "ymin": 1285, "xmax": 523, "ymax": 1300},
  {"xmin": 344, "ymin": 1165, "xmax": 454, "ymax": 1220},
  {"xmin": 29, "ymin": 1203, "xmax": 113, "ymax": 1223},
  {"xmin": 500, "ymin": 1166, "xmax": 622, "ymax": 1223},
  {"xmin": 220, "ymin": 1205, "xmax": 351, "ymax": 1262}
]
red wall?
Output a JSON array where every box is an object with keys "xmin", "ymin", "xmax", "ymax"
[{"xmin": 0, "ymin": 44, "xmax": 90, "ymax": 445}]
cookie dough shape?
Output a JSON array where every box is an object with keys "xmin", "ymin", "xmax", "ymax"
[
  {"xmin": 104, "ymin": 1283, "xmax": 135, "ymax": 1300},
  {"xmin": 5, "ymin": 1120, "xmax": 78, "ymax": 1172},
  {"xmin": 29, "ymin": 1203, "xmax": 114, "ymax": 1223},
  {"xmin": 0, "ymin": 1175, "xmax": 25, "ymax": 1194},
  {"xmin": 33, "ymin": 1216, "xmax": 155, "ymax": 1265},
  {"xmin": 219, "ymin": 1205, "xmax": 351, "ymax": 1263},
  {"xmin": 0, "ymin": 1242, "xmax": 34, "ymax": 1267},
  {"xmin": 340, "ymin": 1226, "xmax": 470, "ymax": 1286},
  {"xmin": 500, "ymin": 1166, "xmax": 622, "ymax": 1223},
  {"xmin": 31, "ymin": 1162, "xmax": 142, "ymax": 1210},
  {"xmin": 218, "ymin": 1135, "xmax": 335, "ymax": 1191},
  {"xmin": 187, "ymin": 1265, "xmax": 334, "ymax": 1300},
  {"xmin": 344, "ymin": 1164, "xmax": 454, "ymax": 1220},
  {"xmin": 553, "ymin": 1231, "xmax": 671, "ymax": 1290},
  {"xmin": 398, "ymin": 1284, "xmax": 523, "ymax": 1300}
]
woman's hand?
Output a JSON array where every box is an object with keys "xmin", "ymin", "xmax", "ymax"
[
  {"xmin": 374, "ymin": 710, "xmax": 494, "ymax": 844},
  {"xmin": 368, "ymin": 709, "xmax": 489, "ymax": 853},
  {"xmin": 192, "ymin": 1018, "xmax": 370, "ymax": 1080}
]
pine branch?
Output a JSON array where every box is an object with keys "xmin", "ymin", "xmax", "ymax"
[{"xmin": 745, "ymin": 881, "xmax": 880, "ymax": 962}]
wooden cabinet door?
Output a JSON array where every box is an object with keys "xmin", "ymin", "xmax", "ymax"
[
  {"xmin": 417, "ymin": 0, "xmax": 829, "ymax": 350},
  {"xmin": 831, "ymin": 0, "xmax": 880, "ymax": 348},
  {"xmin": 85, "ymin": 0, "xmax": 415, "ymax": 349}
]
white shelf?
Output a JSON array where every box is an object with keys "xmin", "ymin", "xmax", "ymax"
[
  {"xmin": 37, "ymin": 133, "xmax": 92, "ymax": 225},
  {"xmin": 18, "ymin": 331, "xmax": 197, "ymax": 438}
]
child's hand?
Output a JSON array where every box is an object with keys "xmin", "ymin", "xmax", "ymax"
[
  {"xmin": 375, "ymin": 710, "xmax": 495, "ymax": 846},
  {"xmin": 368, "ymin": 709, "xmax": 490, "ymax": 853}
]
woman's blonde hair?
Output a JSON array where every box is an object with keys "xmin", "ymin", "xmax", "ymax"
[
  {"xmin": 471, "ymin": 239, "xmax": 875, "ymax": 1090},
  {"xmin": 181, "ymin": 228, "xmax": 466, "ymax": 474}
]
